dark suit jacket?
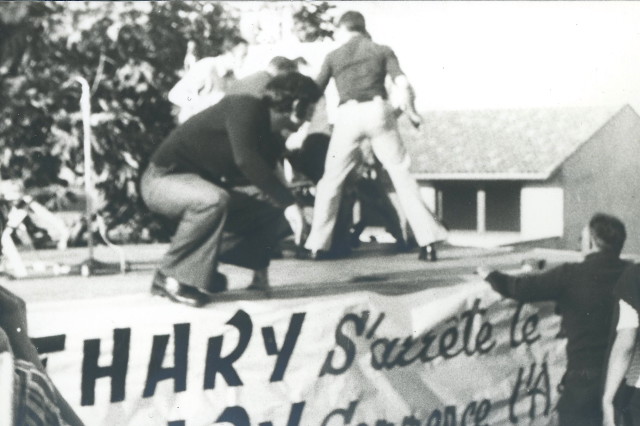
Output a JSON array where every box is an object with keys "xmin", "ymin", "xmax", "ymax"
[{"xmin": 487, "ymin": 251, "xmax": 631, "ymax": 372}]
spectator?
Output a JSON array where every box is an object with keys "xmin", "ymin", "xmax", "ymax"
[
  {"xmin": 478, "ymin": 213, "xmax": 630, "ymax": 426},
  {"xmin": 226, "ymin": 56, "xmax": 298, "ymax": 98},
  {"xmin": 603, "ymin": 263, "xmax": 640, "ymax": 426},
  {"xmin": 168, "ymin": 36, "xmax": 248, "ymax": 123},
  {"xmin": 0, "ymin": 285, "xmax": 84, "ymax": 425}
]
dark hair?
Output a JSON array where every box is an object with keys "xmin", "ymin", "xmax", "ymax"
[
  {"xmin": 268, "ymin": 56, "xmax": 298, "ymax": 74},
  {"xmin": 222, "ymin": 35, "xmax": 248, "ymax": 52},
  {"xmin": 589, "ymin": 213, "xmax": 626, "ymax": 254},
  {"xmin": 338, "ymin": 11, "xmax": 366, "ymax": 33},
  {"xmin": 264, "ymin": 72, "xmax": 321, "ymax": 119}
]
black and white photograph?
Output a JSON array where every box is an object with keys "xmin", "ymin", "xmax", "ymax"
[{"xmin": 2, "ymin": 1, "xmax": 640, "ymax": 425}]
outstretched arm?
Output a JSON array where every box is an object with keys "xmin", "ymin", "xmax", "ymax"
[{"xmin": 477, "ymin": 264, "xmax": 567, "ymax": 302}]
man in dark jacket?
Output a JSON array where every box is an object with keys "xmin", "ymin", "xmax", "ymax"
[
  {"xmin": 478, "ymin": 213, "xmax": 630, "ymax": 426},
  {"xmin": 142, "ymin": 72, "xmax": 320, "ymax": 307}
]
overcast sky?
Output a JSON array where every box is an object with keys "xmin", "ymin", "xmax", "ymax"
[{"xmin": 328, "ymin": 1, "xmax": 640, "ymax": 111}]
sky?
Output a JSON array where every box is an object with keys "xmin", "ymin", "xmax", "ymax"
[{"xmin": 324, "ymin": 1, "xmax": 640, "ymax": 111}]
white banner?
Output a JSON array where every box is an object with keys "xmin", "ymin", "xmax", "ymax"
[{"xmin": 28, "ymin": 280, "xmax": 565, "ymax": 426}]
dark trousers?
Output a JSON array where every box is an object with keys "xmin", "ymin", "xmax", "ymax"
[
  {"xmin": 557, "ymin": 369, "xmax": 602, "ymax": 426},
  {"xmin": 614, "ymin": 383, "xmax": 640, "ymax": 426},
  {"xmin": 141, "ymin": 164, "xmax": 289, "ymax": 292}
]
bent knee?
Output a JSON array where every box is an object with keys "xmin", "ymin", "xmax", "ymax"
[{"xmin": 193, "ymin": 189, "xmax": 230, "ymax": 211}]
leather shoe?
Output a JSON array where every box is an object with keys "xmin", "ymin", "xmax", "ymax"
[
  {"xmin": 207, "ymin": 272, "xmax": 228, "ymax": 294},
  {"xmin": 151, "ymin": 271, "xmax": 208, "ymax": 308},
  {"xmin": 418, "ymin": 244, "xmax": 437, "ymax": 262}
]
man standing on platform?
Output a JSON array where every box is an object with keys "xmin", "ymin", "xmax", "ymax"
[
  {"xmin": 303, "ymin": 11, "xmax": 447, "ymax": 261},
  {"xmin": 142, "ymin": 72, "xmax": 320, "ymax": 307},
  {"xmin": 478, "ymin": 213, "xmax": 630, "ymax": 426}
]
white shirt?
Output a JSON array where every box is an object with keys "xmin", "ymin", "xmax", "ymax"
[
  {"xmin": 168, "ymin": 57, "xmax": 235, "ymax": 123},
  {"xmin": 617, "ymin": 299, "xmax": 640, "ymax": 388}
]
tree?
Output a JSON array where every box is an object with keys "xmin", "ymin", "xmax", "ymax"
[
  {"xmin": 0, "ymin": 2, "xmax": 240, "ymax": 243},
  {"xmin": 292, "ymin": 2, "xmax": 336, "ymax": 42}
]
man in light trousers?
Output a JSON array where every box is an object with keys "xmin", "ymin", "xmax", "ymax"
[{"xmin": 304, "ymin": 11, "xmax": 447, "ymax": 261}]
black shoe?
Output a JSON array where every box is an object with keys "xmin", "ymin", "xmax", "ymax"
[
  {"xmin": 418, "ymin": 244, "xmax": 437, "ymax": 262},
  {"xmin": 207, "ymin": 272, "xmax": 228, "ymax": 294},
  {"xmin": 150, "ymin": 271, "xmax": 208, "ymax": 307}
]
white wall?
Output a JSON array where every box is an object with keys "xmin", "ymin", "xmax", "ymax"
[
  {"xmin": 521, "ymin": 186, "xmax": 564, "ymax": 239},
  {"xmin": 419, "ymin": 185, "xmax": 437, "ymax": 212}
]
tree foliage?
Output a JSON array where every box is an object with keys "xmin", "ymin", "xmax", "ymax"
[
  {"xmin": 292, "ymin": 2, "xmax": 336, "ymax": 42},
  {"xmin": 0, "ymin": 2, "xmax": 240, "ymax": 242}
]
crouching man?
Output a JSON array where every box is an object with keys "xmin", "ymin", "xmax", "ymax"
[{"xmin": 142, "ymin": 72, "xmax": 320, "ymax": 307}]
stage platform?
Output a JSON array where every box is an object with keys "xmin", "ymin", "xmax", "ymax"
[
  {"xmin": 3, "ymin": 240, "xmax": 588, "ymax": 304},
  {"xmin": 5, "ymin": 239, "xmax": 634, "ymax": 425}
]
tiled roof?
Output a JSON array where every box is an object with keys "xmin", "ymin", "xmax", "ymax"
[{"xmin": 400, "ymin": 106, "xmax": 621, "ymax": 179}]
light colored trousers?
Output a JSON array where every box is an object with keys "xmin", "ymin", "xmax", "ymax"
[{"xmin": 305, "ymin": 97, "xmax": 448, "ymax": 251}]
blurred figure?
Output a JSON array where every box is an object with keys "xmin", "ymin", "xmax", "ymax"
[
  {"xmin": 478, "ymin": 213, "xmax": 629, "ymax": 426},
  {"xmin": 182, "ymin": 40, "xmax": 197, "ymax": 72},
  {"xmin": 602, "ymin": 263, "xmax": 640, "ymax": 426},
  {"xmin": 142, "ymin": 72, "xmax": 320, "ymax": 307},
  {"xmin": 168, "ymin": 36, "xmax": 248, "ymax": 123},
  {"xmin": 303, "ymin": 11, "xmax": 447, "ymax": 261},
  {"xmin": 0, "ymin": 285, "xmax": 84, "ymax": 426},
  {"xmin": 226, "ymin": 56, "xmax": 298, "ymax": 98}
]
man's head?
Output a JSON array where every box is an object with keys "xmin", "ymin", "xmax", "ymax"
[
  {"xmin": 335, "ymin": 11, "xmax": 367, "ymax": 43},
  {"xmin": 222, "ymin": 35, "xmax": 249, "ymax": 63},
  {"xmin": 587, "ymin": 213, "xmax": 626, "ymax": 255},
  {"xmin": 264, "ymin": 72, "xmax": 321, "ymax": 134},
  {"xmin": 267, "ymin": 56, "xmax": 298, "ymax": 76},
  {"xmin": 337, "ymin": 11, "xmax": 366, "ymax": 33}
]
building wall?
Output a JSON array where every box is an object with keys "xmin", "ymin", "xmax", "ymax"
[
  {"xmin": 520, "ymin": 184, "xmax": 564, "ymax": 240},
  {"xmin": 560, "ymin": 105, "xmax": 640, "ymax": 254}
]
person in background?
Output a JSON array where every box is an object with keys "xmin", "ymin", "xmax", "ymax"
[
  {"xmin": 477, "ymin": 213, "xmax": 630, "ymax": 426},
  {"xmin": 168, "ymin": 36, "xmax": 248, "ymax": 123},
  {"xmin": 142, "ymin": 72, "xmax": 320, "ymax": 307},
  {"xmin": 226, "ymin": 56, "xmax": 298, "ymax": 98},
  {"xmin": 603, "ymin": 263, "xmax": 640, "ymax": 426},
  {"xmin": 0, "ymin": 285, "xmax": 84, "ymax": 425},
  {"xmin": 302, "ymin": 10, "xmax": 447, "ymax": 262}
]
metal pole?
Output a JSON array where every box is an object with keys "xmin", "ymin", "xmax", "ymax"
[{"xmin": 75, "ymin": 76, "xmax": 94, "ymax": 263}]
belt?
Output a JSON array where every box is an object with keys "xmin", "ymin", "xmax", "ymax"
[{"xmin": 340, "ymin": 94, "xmax": 386, "ymax": 105}]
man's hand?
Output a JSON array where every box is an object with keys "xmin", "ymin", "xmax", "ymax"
[
  {"xmin": 393, "ymin": 75, "xmax": 423, "ymax": 129},
  {"xmin": 284, "ymin": 204, "xmax": 309, "ymax": 246},
  {"xmin": 405, "ymin": 110, "xmax": 423, "ymax": 129}
]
